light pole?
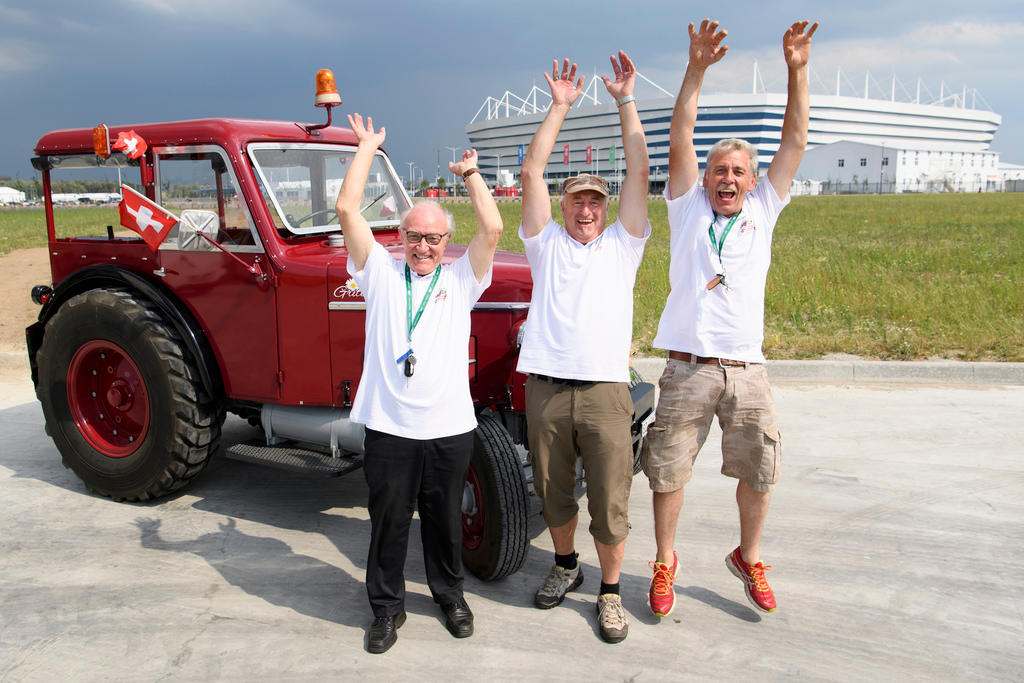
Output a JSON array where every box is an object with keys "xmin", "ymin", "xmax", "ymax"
[
  {"xmin": 405, "ymin": 161, "xmax": 415, "ymax": 191},
  {"xmin": 879, "ymin": 144, "xmax": 885, "ymax": 194},
  {"xmin": 496, "ymin": 152, "xmax": 502, "ymax": 186},
  {"xmin": 446, "ymin": 146, "xmax": 459, "ymax": 195}
]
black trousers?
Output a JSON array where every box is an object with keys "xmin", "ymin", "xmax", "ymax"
[{"xmin": 363, "ymin": 428, "xmax": 474, "ymax": 617}]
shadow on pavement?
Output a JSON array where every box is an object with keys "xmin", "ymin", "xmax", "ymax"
[
  {"xmin": 678, "ymin": 585, "xmax": 761, "ymax": 622},
  {"xmin": 134, "ymin": 515, "xmax": 366, "ymax": 627}
]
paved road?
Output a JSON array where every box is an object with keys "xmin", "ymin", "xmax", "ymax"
[{"xmin": 1, "ymin": 365, "xmax": 1023, "ymax": 681}]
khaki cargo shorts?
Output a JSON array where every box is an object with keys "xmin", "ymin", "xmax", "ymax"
[
  {"xmin": 526, "ymin": 375, "xmax": 634, "ymax": 545},
  {"xmin": 641, "ymin": 359, "xmax": 781, "ymax": 493}
]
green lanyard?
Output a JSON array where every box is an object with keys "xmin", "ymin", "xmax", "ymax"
[
  {"xmin": 405, "ymin": 264, "xmax": 441, "ymax": 343},
  {"xmin": 707, "ymin": 212, "xmax": 740, "ymax": 261}
]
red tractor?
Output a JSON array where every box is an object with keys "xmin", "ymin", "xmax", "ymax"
[{"xmin": 25, "ymin": 94, "xmax": 655, "ymax": 581}]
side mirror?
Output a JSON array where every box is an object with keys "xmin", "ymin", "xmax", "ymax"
[{"xmin": 178, "ymin": 209, "xmax": 220, "ymax": 251}]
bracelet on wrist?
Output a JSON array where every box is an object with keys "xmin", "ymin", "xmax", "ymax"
[
  {"xmin": 462, "ymin": 167, "xmax": 480, "ymax": 180},
  {"xmin": 616, "ymin": 94, "xmax": 636, "ymax": 108}
]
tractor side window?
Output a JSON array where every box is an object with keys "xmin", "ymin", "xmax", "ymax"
[
  {"xmin": 35, "ymin": 153, "xmax": 131, "ymax": 241},
  {"xmin": 155, "ymin": 148, "xmax": 262, "ymax": 252}
]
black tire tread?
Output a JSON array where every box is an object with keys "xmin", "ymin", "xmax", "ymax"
[
  {"xmin": 470, "ymin": 413, "xmax": 529, "ymax": 580},
  {"xmin": 37, "ymin": 287, "xmax": 220, "ymax": 501}
]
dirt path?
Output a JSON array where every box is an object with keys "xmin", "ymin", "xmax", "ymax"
[{"xmin": 0, "ymin": 248, "xmax": 48, "ymax": 376}]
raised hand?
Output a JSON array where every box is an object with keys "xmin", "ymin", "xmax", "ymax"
[
  {"xmin": 543, "ymin": 58, "xmax": 584, "ymax": 107},
  {"xmin": 783, "ymin": 20, "xmax": 818, "ymax": 69},
  {"xmin": 449, "ymin": 149, "xmax": 479, "ymax": 176},
  {"xmin": 601, "ymin": 50, "xmax": 637, "ymax": 101},
  {"xmin": 688, "ymin": 18, "xmax": 729, "ymax": 70},
  {"xmin": 346, "ymin": 113, "xmax": 386, "ymax": 149}
]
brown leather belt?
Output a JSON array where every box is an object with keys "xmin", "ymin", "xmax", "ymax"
[{"xmin": 668, "ymin": 350, "xmax": 747, "ymax": 367}]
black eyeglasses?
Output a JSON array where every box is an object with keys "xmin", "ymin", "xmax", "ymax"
[{"xmin": 403, "ymin": 230, "xmax": 447, "ymax": 246}]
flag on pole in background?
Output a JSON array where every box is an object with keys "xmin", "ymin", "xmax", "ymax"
[
  {"xmin": 517, "ymin": 144, "xmax": 524, "ymax": 166},
  {"xmin": 118, "ymin": 185, "xmax": 177, "ymax": 252},
  {"xmin": 609, "ymin": 144, "xmax": 616, "ymax": 165},
  {"xmin": 563, "ymin": 144, "xmax": 570, "ymax": 165},
  {"xmin": 586, "ymin": 146, "xmax": 592, "ymax": 165}
]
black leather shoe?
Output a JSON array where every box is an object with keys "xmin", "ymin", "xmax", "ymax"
[
  {"xmin": 366, "ymin": 612, "xmax": 406, "ymax": 654},
  {"xmin": 441, "ymin": 597, "xmax": 474, "ymax": 638}
]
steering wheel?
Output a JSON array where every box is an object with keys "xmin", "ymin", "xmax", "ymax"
[{"xmin": 290, "ymin": 208, "xmax": 338, "ymax": 227}]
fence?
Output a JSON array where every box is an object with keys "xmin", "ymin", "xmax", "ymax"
[{"xmin": 791, "ymin": 179, "xmax": 1024, "ymax": 196}]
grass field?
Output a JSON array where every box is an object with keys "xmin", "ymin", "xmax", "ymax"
[{"xmin": 3, "ymin": 193, "xmax": 1022, "ymax": 360}]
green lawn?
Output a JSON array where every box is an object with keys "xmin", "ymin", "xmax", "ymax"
[
  {"xmin": 447, "ymin": 193, "xmax": 1024, "ymax": 361},
  {"xmin": 4, "ymin": 193, "xmax": 1022, "ymax": 360}
]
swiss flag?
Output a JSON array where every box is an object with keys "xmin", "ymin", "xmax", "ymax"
[
  {"xmin": 563, "ymin": 144, "xmax": 570, "ymax": 165},
  {"xmin": 113, "ymin": 130, "xmax": 147, "ymax": 159},
  {"xmin": 118, "ymin": 185, "xmax": 177, "ymax": 252}
]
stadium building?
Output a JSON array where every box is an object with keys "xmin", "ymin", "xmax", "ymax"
[{"xmin": 464, "ymin": 67, "xmax": 1002, "ymax": 194}]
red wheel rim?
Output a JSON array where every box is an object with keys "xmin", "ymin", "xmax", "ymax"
[
  {"xmin": 462, "ymin": 464, "xmax": 485, "ymax": 550},
  {"xmin": 67, "ymin": 340, "xmax": 150, "ymax": 457}
]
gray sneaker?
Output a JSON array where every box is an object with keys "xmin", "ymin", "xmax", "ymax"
[
  {"xmin": 534, "ymin": 560, "xmax": 583, "ymax": 609},
  {"xmin": 596, "ymin": 593, "xmax": 628, "ymax": 643}
]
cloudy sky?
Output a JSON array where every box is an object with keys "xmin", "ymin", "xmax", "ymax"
[{"xmin": 1, "ymin": 0, "xmax": 1021, "ymax": 183}]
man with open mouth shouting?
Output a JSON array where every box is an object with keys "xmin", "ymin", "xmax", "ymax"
[{"xmin": 642, "ymin": 18, "xmax": 818, "ymax": 619}]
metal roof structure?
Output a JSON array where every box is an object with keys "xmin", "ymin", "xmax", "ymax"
[{"xmin": 465, "ymin": 66, "xmax": 1001, "ymax": 186}]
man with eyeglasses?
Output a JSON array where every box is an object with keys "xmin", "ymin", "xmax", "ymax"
[
  {"xmin": 642, "ymin": 19, "xmax": 817, "ymax": 620},
  {"xmin": 335, "ymin": 113, "xmax": 502, "ymax": 654},
  {"xmin": 517, "ymin": 52, "xmax": 650, "ymax": 644}
]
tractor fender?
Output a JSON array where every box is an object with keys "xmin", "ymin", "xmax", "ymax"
[{"xmin": 27, "ymin": 265, "xmax": 222, "ymax": 401}]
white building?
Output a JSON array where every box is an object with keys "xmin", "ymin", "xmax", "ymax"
[
  {"xmin": 999, "ymin": 162, "xmax": 1024, "ymax": 181},
  {"xmin": 50, "ymin": 192, "xmax": 120, "ymax": 204},
  {"xmin": 0, "ymin": 186, "xmax": 27, "ymax": 204},
  {"xmin": 465, "ymin": 69, "xmax": 1002, "ymax": 194},
  {"xmin": 799, "ymin": 141, "xmax": 1001, "ymax": 193}
]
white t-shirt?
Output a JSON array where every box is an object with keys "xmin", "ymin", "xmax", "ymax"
[
  {"xmin": 516, "ymin": 218, "xmax": 650, "ymax": 382},
  {"xmin": 652, "ymin": 179, "xmax": 788, "ymax": 363},
  {"xmin": 347, "ymin": 243, "xmax": 491, "ymax": 440}
]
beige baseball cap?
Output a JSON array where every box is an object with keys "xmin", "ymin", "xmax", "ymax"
[{"xmin": 560, "ymin": 173, "xmax": 609, "ymax": 197}]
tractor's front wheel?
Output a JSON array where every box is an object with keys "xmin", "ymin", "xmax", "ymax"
[{"xmin": 36, "ymin": 288, "xmax": 220, "ymax": 501}]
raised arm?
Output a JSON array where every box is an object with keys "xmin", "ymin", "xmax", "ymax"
[
  {"xmin": 668, "ymin": 19, "xmax": 728, "ymax": 200},
  {"xmin": 335, "ymin": 113, "xmax": 385, "ymax": 270},
  {"xmin": 520, "ymin": 59, "xmax": 583, "ymax": 238},
  {"xmin": 766, "ymin": 20, "xmax": 818, "ymax": 199},
  {"xmin": 601, "ymin": 50, "xmax": 648, "ymax": 238},
  {"xmin": 451, "ymin": 149, "xmax": 503, "ymax": 282}
]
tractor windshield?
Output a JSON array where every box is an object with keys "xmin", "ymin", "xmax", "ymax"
[{"xmin": 248, "ymin": 142, "xmax": 411, "ymax": 236}]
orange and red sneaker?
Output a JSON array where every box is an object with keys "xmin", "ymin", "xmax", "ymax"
[
  {"xmin": 648, "ymin": 551, "xmax": 678, "ymax": 617},
  {"xmin": 726, "ymin": 546, "xmax": 776, "ymax": 613}
]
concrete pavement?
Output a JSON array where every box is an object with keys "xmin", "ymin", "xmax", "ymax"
[{"xmin": 1, "ymin": 360, "xmax": 1023, "ymax": 681}]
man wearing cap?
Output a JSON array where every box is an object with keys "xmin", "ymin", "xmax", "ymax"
[
  {"xmin": 642, "ymin": 19, "xmax": 817, "ymax": 619},
  {"xmin": 517, "ymin": 52, "xmax": 650, "ymax": 644},
  {"xmin": 336, "ymin": 113, "xmax": 503, "ymax": 654}
]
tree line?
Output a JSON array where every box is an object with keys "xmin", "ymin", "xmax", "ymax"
[{"xmin": 0, "ymin": 178, "xmax": 123, "ymax": 199}]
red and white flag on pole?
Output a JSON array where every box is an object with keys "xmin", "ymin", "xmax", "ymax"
[
  {"xmin": 563, "ymin": 144, "xmax": 570, "ymax": 165},
  {"xmin": 112, "ymin": 130, "xmax": 147, "ymax": 159},
  {"xmin": 586, "ymin": 145, "xmax": 592, "ymax": 165},
  {"xmin": 118, "ymin": 185, "xmax": 177, "ymax": 252}
]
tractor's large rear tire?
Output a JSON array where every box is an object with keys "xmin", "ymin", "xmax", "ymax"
[
  {"xmin": 461, "ymin": 414, "xmax": 529, "ymax": 581},
  {"xmin": 36, "ymin": 288, "xmax": 220, "ymax": 501}
]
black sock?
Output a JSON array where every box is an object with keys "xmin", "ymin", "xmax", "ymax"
[
  {"xmin": 555, "ymin": 552, "xmax": 577, "ymax": 570},
  {"xmin": 600, "ymin": 582, "xmax": 619, "ymax": 596}
]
